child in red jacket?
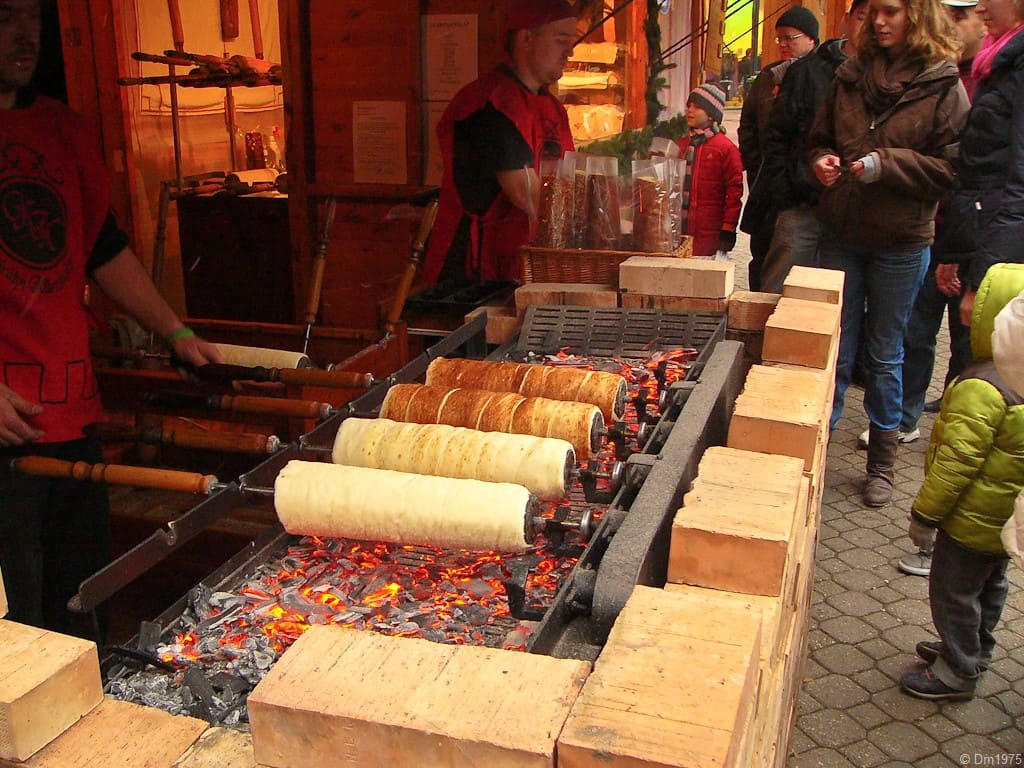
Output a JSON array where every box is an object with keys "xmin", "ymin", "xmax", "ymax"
[{"xmin": 674, "ymin": 83, "xmax": 744, "ymax": 257}]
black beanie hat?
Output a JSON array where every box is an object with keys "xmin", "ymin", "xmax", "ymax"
[{"xmin": 775, "ymin": 6, "xmax": 820, "ymax": 44}]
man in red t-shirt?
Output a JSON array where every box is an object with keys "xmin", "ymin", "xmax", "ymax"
[
  {"xmin": 424, "ymin": 0, "xmax": 577, "ymax": 285},
  {"xmin": 0, "ymin": 0, "xmax": 222, "ymax": 639}
]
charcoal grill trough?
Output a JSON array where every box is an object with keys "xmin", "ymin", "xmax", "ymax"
[{"xmin": 92, "ymin": 306, "xmax": 745, "ymax": 725}]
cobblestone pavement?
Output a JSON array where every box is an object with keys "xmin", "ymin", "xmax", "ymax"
[{"xmin": 715, "ymin": 106, "xmax": 1024, "ymax": 767}]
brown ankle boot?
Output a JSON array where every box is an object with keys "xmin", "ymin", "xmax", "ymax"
[{"xmin": 863, "ymin": 426, "xmax": 898, "ymax": 507}]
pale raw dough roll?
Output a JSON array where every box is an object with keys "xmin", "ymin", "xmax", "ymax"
[
  {"xmin": 426, "ymin": 357, "xmax": 627, "ymax": 421},
  {"xmin": 332, "ymin": 418, "xmax": 574, "ymax": 499},
  {"xmin": 380, "ymin": 383, "xmax": 602, "ymax": 458},
  {"xmin": 214, "ymin": 343, "xmax": 312, "ymax": 369},
  {"xmin": 274, "ymin": 460, "xmax": 532, "ymax": 551}
]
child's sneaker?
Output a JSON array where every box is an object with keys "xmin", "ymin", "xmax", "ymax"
[
  {"xmin": 900, "ymin": 668, "xmax": 974, "ymax": 701},
  {"xmin": 898, "ymin": 549, "xmax": 932, "ymax": 577}
]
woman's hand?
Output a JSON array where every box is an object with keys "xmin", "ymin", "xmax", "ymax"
[
  {"xmin": 936, "ymin": 263, "xmax": 961, "ymax": 297},
  {"xmin": 813, "ymin": 154, "xmax": 843, "ymax": 187}
]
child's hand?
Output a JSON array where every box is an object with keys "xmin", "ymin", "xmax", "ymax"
[
  {"xmin": 908, "ymin": 515, "xmax": 937, "ymax": 550},
  {"xmin": 718, "ymin": 230, "xmax": 737, "ymax": 252}
]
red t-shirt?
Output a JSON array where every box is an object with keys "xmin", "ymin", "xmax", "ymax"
[{"xmin": 0, "ymin": 94, "xmax": 112, "ymax": 442}]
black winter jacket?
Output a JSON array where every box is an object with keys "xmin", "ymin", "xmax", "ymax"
[
  {"xmin": 936, "ymin": 30, "xmax": 1024, "ymax": 288},
  {"xmin": 760, "ymin": 38, "xmax": 849, "ymax": 210}
]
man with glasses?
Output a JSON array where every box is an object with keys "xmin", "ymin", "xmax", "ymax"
[
  {"xmin": 738, "ymin": 6, "xmax": 819, "ymax": 289},
  {"xmin": 754, "ymin": 0, "xmax": 870, "ymax": 294}
]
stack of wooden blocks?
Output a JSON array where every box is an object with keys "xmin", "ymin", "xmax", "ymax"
[{"xmin": 473, "ymin": 255, "xmax": 737, "ymax": 346}]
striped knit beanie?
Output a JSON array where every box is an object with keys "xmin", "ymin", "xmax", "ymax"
[{"xmin": 687, "ymin": 83, "xmax": 726, "ymax": 124}]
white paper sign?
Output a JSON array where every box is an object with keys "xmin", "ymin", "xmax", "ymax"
[
  {"xmin": 352, "ymin": 101, "xmax": 408, "ymax": 185},
  {"xmin": 423, "ymin": 15, "xmax": 478, "ymax": 101}
]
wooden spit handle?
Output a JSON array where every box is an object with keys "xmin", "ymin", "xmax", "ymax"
[
  {"xmin": 88, "ymin": 423, "xmax": 279, "ymax": 454},
  {"xmin": 305, "ymin": 198, "xmax": 337, "ymax": 326},
  {"xmin": 386, "ymin": 197, "xmax": 439, "ymax": 331},
  {"xmin": 195, "ymin": 363, "xmax": 371, "ymax": 389},
  {"xmin": 212, "ymin": 395, "xmax": 332, "ymax": 419},
  {"xmin": 167, "ymin": 0, "xmax": 185, "ymax": 52},
  {"xmin": 11, "ymin": 457, "xmax": 218, "ymax": 494},
  {"xmin": 276, "ymin": 369, "xmax": 372, "ymax": 388},
  {"xmin": 155, "ymin": 426, "xmax": 279, "ymax": 454}
]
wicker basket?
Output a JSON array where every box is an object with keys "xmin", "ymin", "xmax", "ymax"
[{"xmin": 520, "ymin": 237, "xmax": 693, "ymax": 287}]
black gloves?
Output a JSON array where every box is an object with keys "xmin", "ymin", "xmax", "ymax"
[{"xmin": 718, "ymin": 229, "xmax": 737, "ymax": 252}]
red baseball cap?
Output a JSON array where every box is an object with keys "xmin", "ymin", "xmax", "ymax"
[{"xmin": 504, "ymin": 0, "xmax": 578, "ymax": 33}]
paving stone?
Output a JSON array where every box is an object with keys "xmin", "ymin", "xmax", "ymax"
[
  {"xmin": 986, "ymin": 688, "xmax": 1024, "ymax": 718},
  {"xmin": 863, "ymin": 609, "xmax": 903, "ymax": 632},
  {"xmin": 825, "ymin": 590, "xmax": 884, "ymax": 617},
  {"xmin": 881, "ymin": 622, "xmax": 933, "ymax": 652},
  {"xmin": 797, "ymin": 709, "xmax": 865, "ymax": 749},
  {"xmin": 940, "ymin": 733, "xmax": 1007, "ymax": 765},
  {"xmin": 869, "ymin": 721, "xmax": 939, "ymax": 762},
  {"xmin": 852, "ymin": 668, "xmax": 899, "ymax": 695},
  {"xmin": 870, "ymin": 685, "xmax": 938, "ymax": 720},
  {"xmin": 855, "ymin": 637, "xmax": 901, "ymax": 661},
  {"xmin": 917, "ymin": 712, "xmax": 965, "ymax": 742},
  {"xmin": 864, "ymin": 584, "xmax": 905, "ymax": 605},
  {"xmin": 945, "ymin": 697, "xmax": 1016, "ymax": 735},
  {"xmin": 813, "ymin": 642, "xmax": 875, "ymax": 675},
  {"xmin": 842, "ymin": 739, "xmax": 888, "ymax": 767},
  {"xmin": 842, "ymin": 528, "xmax": 891, "ymax": 550},
  {"xmin": 837, "ymin": 547, "xmax": 890, "ymax": 569},
  {"xmin": 787, "ymin": 746, "xmax": 857, "ymax": 768},
  {"xmin": 846, "ymin": 701, "xmax": 890, "ymax": 730},
  {"xmin": 990, "ymin": 724, "xmax": 1024, "ymax": 753},
  {"xmin": 804, "ymin": 673, "xmax": 871, "ymax": 709},
  {"xmin": 819, "ymin": 615, "xmax": 878, "ymax": 645},
  {"xmin": 886, "ymin": 597, "xmax": 932, "ymax": 623}
]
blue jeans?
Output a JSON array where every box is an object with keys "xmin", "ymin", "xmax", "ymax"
[
  {"xmin": 901, "ymin": 257, "xmax": 972, "ymax": 431},
  {"xmin": 819, "ymin": 231, "xmax": 929, "ymax": 431}
]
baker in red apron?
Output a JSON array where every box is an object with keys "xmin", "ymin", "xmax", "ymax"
[{"xmin": 423, "ymin": 0, "xmax": 577, "ymax": 284}]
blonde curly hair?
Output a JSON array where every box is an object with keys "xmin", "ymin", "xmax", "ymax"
[{"xmin": 857, "ymin": 0, "xmax": 961, "ymax": 63}]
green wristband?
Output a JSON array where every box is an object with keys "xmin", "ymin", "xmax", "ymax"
[{"xmin": 166, "ymin": 326, "xmax": 196, "ymax": 346}]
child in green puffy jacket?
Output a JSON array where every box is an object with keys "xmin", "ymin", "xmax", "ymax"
[{"xmin": 900, "ymin": 263, "xmax": 1024, "ymax": 702}]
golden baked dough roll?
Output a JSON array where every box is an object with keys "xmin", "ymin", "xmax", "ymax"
[
  {"xmin": 379, "ymin": 383, "xmax": 601, "ymax": 458},
  {"xmin": 274, "ymin": 460, "xmax": 534, "ymax": 551},
  {"xmin": 426, "ymin": 357, "xmax": 627, "ymax": 421},
  {"xmin": 331, "ymin": 418, "xmax": 574, "ymax": 499},
  {"xmin": 379, "ymin": 383, "xmax": 419, "ymax": 421}
]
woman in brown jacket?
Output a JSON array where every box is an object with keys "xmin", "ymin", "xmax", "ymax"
[{"xmin": 809, "ymin": 0, "xmax": 970, "ymax": 507}]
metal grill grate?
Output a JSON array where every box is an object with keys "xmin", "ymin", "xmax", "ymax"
[{"xmin": 515, "ymin": 306, "xmax": 725, "ymax": 357}]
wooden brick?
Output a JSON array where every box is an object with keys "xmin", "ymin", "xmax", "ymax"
[
  {"xmin": 781, "ymin": 265, "xmax": 844, "ymax": 305},
  {"xmin": 727, "ymin": 290, "xmax": 781, "ymax": 331},
  {"xmin": 0, "ymin": 621, "xmax": 104, "ymax": 762},
  {"xmin": 728, "ymin": 365, "xmax": 829, "ymax": 471},
  {"xmin": 619, "ymin": 256, "xmax": 734, "ymax": 298},
  {"xmin": 669, "ymin": 454, "xmax": 805, "ymax": 597},
  {"xmin": 171, "ymin": 728, "xmax": 256, "ymax": 768},
  {"xmin": 514, "ymin": 283, "xmax": 618, "ymax": 315},
  {"xmin": 464, "ymin": 305, "xmax": 522, "ymax": 345},
  {"xmin": 559, "ymin": 585, "xmax": 761, "ymax": 768},
  {"xmin": 762, "ymin": 297, "xmax": 841, "ymax": 370},
  {"xmin": 0, "ymin": 698, "xmax": 206, "ymax": 768},
  {"xmin": 249, "ymin": 626, "xmax": 589, "ymax": 768}
]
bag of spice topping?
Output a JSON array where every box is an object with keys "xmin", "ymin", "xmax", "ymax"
[
  {"xmin": 563, "ymin": 151, "xmax": 590, "ymax": 249},
  {"xmin": 668, "ymin": 157, "xmax": 686, "ymax": 250},
  {"xmin": 632, "ymin": 158, "xmax": 673, "ymax": 254},
  {"xmin": 535, "ymin": 157, "xmax": 574, "ymax": 248},
  {"xmin": 585, "ymin": 155, "xmax": 621, "ymax": 250}
]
